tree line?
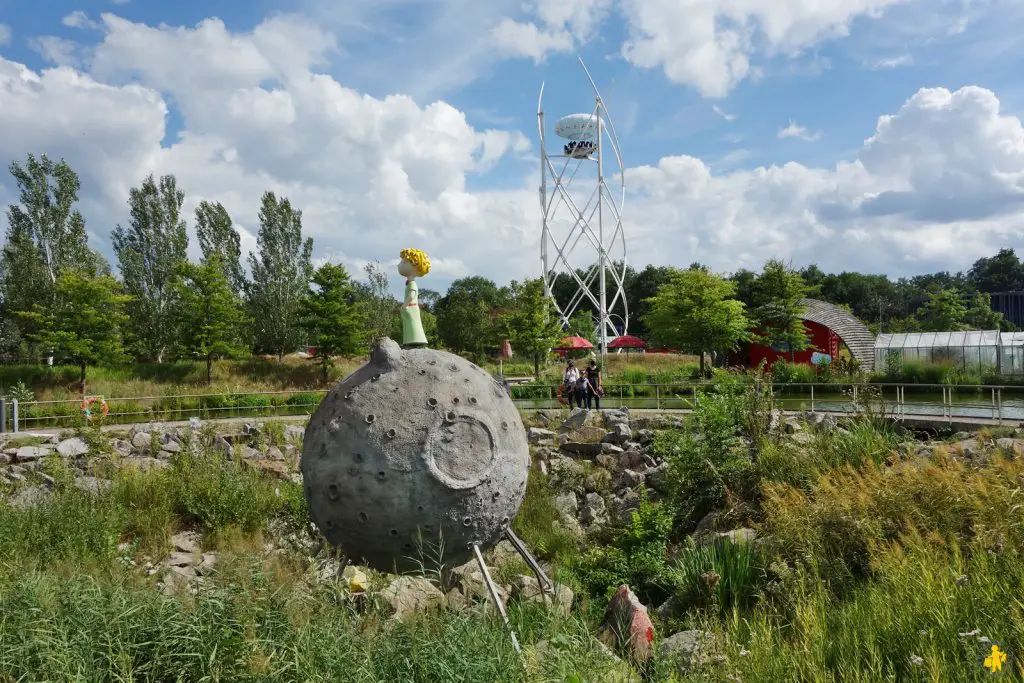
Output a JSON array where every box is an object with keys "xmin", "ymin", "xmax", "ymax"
[
  {"xmin": 0, "ymin": 153, "xmax": 1018, "ymax": 390},
  {"xmin": 0, "ymin": 155, "xmax": 567, "ymax": 390}
]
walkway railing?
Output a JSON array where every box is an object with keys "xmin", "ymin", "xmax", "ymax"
[{"xmin": 0, "ymin": 382, "xmax": 1021, "ymax": 432}]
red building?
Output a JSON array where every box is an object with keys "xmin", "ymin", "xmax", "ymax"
[
  {"xmin": 733, "ymin": 298, "xmax": 876, "ymax": 370},
  {"xmin": 745, "ymin": 319, "xmax": 841, "ymax": 367}
]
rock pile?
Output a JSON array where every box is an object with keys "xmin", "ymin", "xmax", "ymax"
[{"xmin": 0, "ymin": 421, "xmax": 304, "ymax": 498}]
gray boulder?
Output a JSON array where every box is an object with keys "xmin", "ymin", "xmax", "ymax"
[{"xmin": 57, "ymin": 437, "xmax": 89, "ymax": 457}]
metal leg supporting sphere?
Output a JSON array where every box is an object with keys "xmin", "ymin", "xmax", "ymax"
[
  {"xmin": 469, "ymin": 528, "xmax": 560, "ymax": 655},
  {"xmin": 472, "ymin": 543, "xmax": 521, "ymax": 654}
]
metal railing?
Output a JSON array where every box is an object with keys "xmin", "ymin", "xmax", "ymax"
[{"xmin": 1, "ymin": 382, "xmax": 1022, "ymax": 433}]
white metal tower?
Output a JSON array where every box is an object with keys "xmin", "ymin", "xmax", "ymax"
[{"xmin": 537, "ymin": 57, "xmax": 628, "ymax": 361}]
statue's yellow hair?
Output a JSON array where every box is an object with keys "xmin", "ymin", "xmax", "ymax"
[{"xmin": 400, "ymin": 248, "xmax": 431, "ymax": 276}]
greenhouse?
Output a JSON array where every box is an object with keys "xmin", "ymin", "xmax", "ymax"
[{"xmin": 874, "ymin": 331, "xmax": 1024, "ymax": 376}]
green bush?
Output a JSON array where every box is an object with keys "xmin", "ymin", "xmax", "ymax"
[{"xmin": 573, "ymin": 497, "xmax": 676, "ymax": 605}]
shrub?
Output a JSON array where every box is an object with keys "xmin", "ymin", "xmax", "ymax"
[{"xmin": 573, "ymin": 496, "xmax": 676, "ymax": 605}]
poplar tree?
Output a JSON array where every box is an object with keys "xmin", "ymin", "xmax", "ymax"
[
  {"xmin": 247, "ymin": 191, "xmax": 313, "ymax": 361},
  {"xmin": 194, "ymin": 200, "xmax": 245, "ymax": 294},
  {"xmin": 112, "ymin": 174, "xmax": 189, "ymax": 362},
  {"xmin": 0, "ymin": 154, "xmax": 92, "ymax": 357}
]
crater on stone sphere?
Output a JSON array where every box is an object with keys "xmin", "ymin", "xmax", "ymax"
[
  {"xmin": 299, "ymin": 337, "xmax": 531, "ymax": 574},
  {"xmin": 427, "ymin": 415, "xmax": 495, "ymax": 489}
]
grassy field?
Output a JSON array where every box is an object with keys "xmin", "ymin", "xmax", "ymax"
[{"xmin": 2, "ymin": 383, "xmax": 1023, "ymax": 681}]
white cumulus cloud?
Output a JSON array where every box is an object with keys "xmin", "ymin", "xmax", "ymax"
[
  {"xmin": 778, "ymin": 121, "xmax": 822, "ymax": 141},
  {"xmin": 0, "ymin": 12, "xmax": 1022, "ymax": 297}
]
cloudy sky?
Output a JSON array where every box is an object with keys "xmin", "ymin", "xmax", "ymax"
[{"xmin": 1, "ymin": 0, "xmax": 1023, "ymax": 294}]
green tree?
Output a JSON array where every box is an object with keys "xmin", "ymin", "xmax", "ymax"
[
  {"xmin": 194, "ymin": 200, "xmax": 245, "ymax": 294},
  {"xmin": 643, "ymin": 268, "xmax": 750, "ymax": 375},
  {"xmin": 964, "ymin": 291, "xmax": 1006, "ymax": 330},
  {"xmin": 435, "ymin": 276, "xmax": 505, "ymax": 358},
  {"xmin": 0, "ymin": 154, "xmax": 93, "ymax": 358},
  {"xmin": 174, "ymin": 255, "xmax": 249, "ymax": 384},
  {"xmin": 299, "ymin": 263, "xmax": 365, "ymax": 383},
  {"xmin": 916, "ymin": 288, "xmax": 968, "ymax": 331},
  {"xmin": 247, "ymin": 192, "xmax": 313, "ymax": 361},
  {"xmin": 355, "ymin": 261, "xmax": 399, "ymax": 350},
  {"xmin": 503, "ymin": 277, "xmax": 563, "ymax": 380},
  {"xmin": 112, "ymin": 174, "xmax": 189, "ymax": 362},
  {"xmin": 18, "ymin": 269, "xmax": 130, "ymax": 396},
  {"xmin": 566, "ymin": 309, "xmax": 596, "ymax": 346},
  {"xmin": 749, "ymin": 259, "xmax": 810, "ymax": 359},
  {"xmin": 968, "ymin": 248, "xmax": 1024, "ymax": 293}
]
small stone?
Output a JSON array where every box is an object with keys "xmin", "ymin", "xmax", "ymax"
[
  {"xmin": 510, "ymin": 575, "xmax": 574, "ymax": 614},
  {"xmin": 528, "ymin": 427, "xmax": 556, "ymax": 443},
  {"xmin": 57, "ymin": 437, "xmax": 89, "ymax": 457},
  {"xmin": 214, "ymin": 436, "xmax": 233, "ymax": 458},
  {"xmin": 37, "ymin": 473, "xmax": 56, "ymax": 489},
  {"xmin": 160, "ymin": 438, "xmax": 182, "ymax": 453},
  {"xmin": 166, "ymin": 551, "xmax": 198, "ymax": 567},
  {"xmin": 7, "ymin": 485, "xmax": 51, "ymax": 508},
  {"xmin": 131, "ymin": 432, "xmax": 152, "ymax": 451},
  {"xmin": 0, "ymin": 453, "xmax": 9, "ymax": 465},
  {"xmin": 284, "ymin": 425, "xmax": 305, "ymax": 442},
  {"xmin": 75, "ymin": 476, "xmax": 112, "ymax": 495},
  {"xmin": 239, "ymin": 446, "xmax": 260, "ymax": 460},
  {"xmin": 603, "ymin": 423, "xmax": 633, "ymax": 445},
  {"xmin": 196, "ymin": 553, "xmax": 218, "ymax": 576},
  {"xmin": 15, "ymin": 446, "xmax": 51, "ymax": 462},
  {"xmin": 171, "ymin": 531, "xmax": 201, "ymax": 554},
  {"xmin": 111, "ymin": 439, "xmax": 133, "ymax": 455},
  {"xmin": 559, "ymin": 408, "xmax": 591, "ymax": 433},
  {"xmin": 581, "ymin": 492, "xmax": 607, "ymax": 525},
  {"xmin": 560, "ymin": 442, "xmax": 604, "ymax": 458},
  {"xmin": 265, "ymin": 446, "xmax": 285, "ymax": 461},
  {"xmin": 554, "ymin": 491, "xmax": 579, "ymax": 518},
  {"xmin": 617, "ymin": 469, "xmax": 646, "ymax": 489},
  {"xmin": 597, "ymin": 585, "xmax": 655, "ymax": 662},
  {"xmin": 381, "ymin": 576, "xmax": 445, "ymax": 621}
]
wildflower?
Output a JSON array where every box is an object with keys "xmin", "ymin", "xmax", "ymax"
[
  {"xmin": 909, "ymin": 655, "xmax": 924, "ymax": 666},
  {"xmin": 955, "ymin": 574, "xmax": 968, "ymax": 586}
]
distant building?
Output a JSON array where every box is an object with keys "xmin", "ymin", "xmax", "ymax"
[
  {"xmin": 732, "ymin": 298, "xmax": 876, "ymax": 371},
  {"xmin": 989, "ymin": 291, "xmax": 1024, "ymax": 328}
]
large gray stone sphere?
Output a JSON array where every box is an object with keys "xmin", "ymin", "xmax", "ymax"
[{"xmin": 301, "ymin": 338, "xmax": 530, "ymax": 573}]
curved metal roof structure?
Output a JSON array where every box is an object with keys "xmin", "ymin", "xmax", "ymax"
[{"xmin": 797, "ymin": 298, "xmax": 876, "ymax": 370}]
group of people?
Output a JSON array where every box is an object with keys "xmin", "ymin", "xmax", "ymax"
[{"xmin": 562, "ymin": 358, "xmax": 603, "ymax": 409}]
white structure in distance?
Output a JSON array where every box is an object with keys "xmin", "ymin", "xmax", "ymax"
[{"xmin": 537, "ymin": 58, "xmax": 628, "ymax": 358}]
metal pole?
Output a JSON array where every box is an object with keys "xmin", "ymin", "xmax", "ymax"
[
  {"xmin": 538, "ymin": 94, "xmax": 549, "ymax": 295},
  {"xmin": 810, "ymin": 385, "xmax": 815, "ymax": 413},
  {"xmin": 0, "ymin": 398, "xmax": 5, "ymax": 434},
  {"xmin": 472, "ymin": 543, "xmax": 521, "ymax": 654},
  {"xmin": 11, "ymin": 399, "xmax": 18, "ymax": 434},
  {"xmin": 596, "ymin": 99, "xmax": 608, "ymax": 366},
  {"xmin": 655, "ymin": 384, "xmax": 660, "ymax": 410},
  {"xmin": 998, "ymin": 388, "xmax": 1003, "ymax": 425}
]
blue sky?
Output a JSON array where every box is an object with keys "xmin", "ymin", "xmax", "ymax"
[{"xmin": 1, "ymin": 0, "xmax": 1023, "ymax": 294}]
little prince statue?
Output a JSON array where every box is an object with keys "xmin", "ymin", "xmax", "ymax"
[{"xmin": 398, "ymin": 248, "xmax": 430, "ymax": 347}]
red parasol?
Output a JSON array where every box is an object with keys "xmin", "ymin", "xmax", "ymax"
[
  {"xmin": 608, "ymin": 335, "xmax": 647, "ymax": 349},
  {"xmin": 553, "ymin": 336, "xmax": 595, "ymax": 350}
]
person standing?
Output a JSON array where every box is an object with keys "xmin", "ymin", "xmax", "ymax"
[
  {"xmin": 585, "ymin": 359, "xmax": 603, "ymax": 410},
  {"xmin": 574, "ymin": 374, "xmax": 588, "ymax": 408}
]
